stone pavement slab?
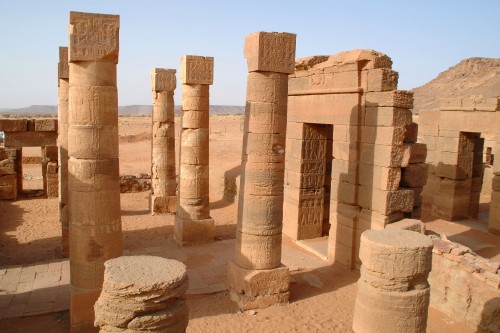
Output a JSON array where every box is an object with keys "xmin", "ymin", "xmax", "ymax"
[{"xmin": 0, "ymin": 237, "xmax": 327, "ymax": 318}]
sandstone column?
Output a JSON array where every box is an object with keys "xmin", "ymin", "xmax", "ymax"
[
  {"xmin": 174, "ymin": 55, "xmax": 214, "ymax": 245},
  {"xmin": 67, "ymin": 12, "xmax": 122, "ymax": 332},
  {"xmin": 94, "ymin": 256, "xmax": 189, "ymax": 332},
  {"xmin": 58, "ymin": 46, "xmax": 70, "ymax": 257},
  {"xmin": 150, "ymin": 68, "xmax": 177, "ymax": 214},
  {"xmin": 227, "ymin": 32, "xmax": 296, "ymax": 310},
  {"xmin": 490, "ymin": 134, "xmax": 500, "ymax": 234},
  {"xmin": 353, "ymin": 229, "xmax": 433, "ymax": 333}
]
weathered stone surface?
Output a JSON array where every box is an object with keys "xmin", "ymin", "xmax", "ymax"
[
  {"xmin": 174, "ymin": 216, "xmax": 215, "ymax": 245},
  {"xmin": 68, "ymin": 11, "xmax": 122, "ymax": 332},
  {"xmin": 4, "ymin": 131, "xmax": 58, "ymax": 148},
  {"xmin": 244, "ymin": 32, "xmax": 296, "ymax": 74},
  {"xmin": 150, "ymin": 68, "xmax": 176, "ymax": 92},
  {"xmin": 0, "ymin": 119, "xmax": 28, "ymax": 132},
  {"xmin": 353, "ymin": 229, "xmax": 432, "ymax": 333},
  {"xmin": 227, "ymin": 261, "xmax": 289, "ymax": 310},
  {"xmin": 0, "ymin": 174, "xmax": 17, "ymax": 200},
  {"xmin": 180, "ymin": 55, "xmax": 214, "ymax": 85},
  {"xmin": 359, "ymin": 229, "xmax": 432, "ymax": 280},
  {"xmin": 69, "ymin": 11, "xmax": 120, "ymax": 63},
  {"xmin": 94, "ymin": 256, "xmax": 189, "ymax": 332}
]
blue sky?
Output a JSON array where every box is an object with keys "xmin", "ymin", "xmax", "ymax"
[{"xmin": 0, "ymin": 1, "xmax": 499, "ymax": 108}]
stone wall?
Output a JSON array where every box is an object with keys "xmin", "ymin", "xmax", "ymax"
[
  {"xmin": 0, "ymin": 148, "xmax": 18, "ymax": 199},
  {"xmin": 0, "ymin": 118, "xmax": 58, "ymax": 199},
  {"xmin": 419, "ymin": 97, "xmax": 500, "ymax": 233},
  {"xmin": 282, "ymin": 50, "xmax": 423, "ymax": 269},
  {"xmin": 429, "ymin": 235, "xmax": 500, "ymax": 332}
]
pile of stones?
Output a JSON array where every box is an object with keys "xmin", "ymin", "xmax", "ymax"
[{"xmin": 94, "ymin": 256, "xmax": 189, "ymax": 332}]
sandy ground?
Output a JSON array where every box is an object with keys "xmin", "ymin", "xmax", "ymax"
[{"xmin": 0, "ymin": 116, "xmax": 483, "ymax": 332}]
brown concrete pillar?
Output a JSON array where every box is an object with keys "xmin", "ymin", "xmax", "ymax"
[
  {"xmin": 174, "ymin": 55, "xmax": 214, "ymax": 245},
  {"xmin": 353, "ymin": 229, "xmax": 432, "ymax": 333},
  {"xmin": 58, "ymin": 46, "xmax": 70, "ymax": 257},
  {"xmin": 150, "ymin": 68, "xmax": 177, "ymax": 214},
  {"xmin": 227, "ymin": 31, "xmax": 296, "ymax": 310},
  {"xmin": 67, "ymin": 11, "xmax": 122, "ymax": 332}
]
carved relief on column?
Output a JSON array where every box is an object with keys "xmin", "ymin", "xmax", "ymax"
[
  {"xmin": 174, "ymin": 56, "xmax": 215, "ymax": 245},
  {"xmin": 150, "ymin": 68, "xmax": 177, "ymax": 214}
]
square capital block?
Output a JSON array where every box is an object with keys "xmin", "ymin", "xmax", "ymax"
[
  {"xmin": 151, "ymin": 68, "xmax": 176, "ymax": 91},
  {"xmin": 180, "ymin": 55, "xmax": 214, "ymax": 85},
  {"xmin": 244, "ymin": 31, "xmax": 296, "ymax": 74},
  {"xmin": 69, "ymin": 11, "xmax": 120, "ymax": 63},
  {"xmin": 58, "ymin": 46, "xmax": 69, "ymax": 79}
]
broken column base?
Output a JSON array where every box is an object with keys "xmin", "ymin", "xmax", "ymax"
[
  {"xmin": 174, "ymin": 216, "xmax": 215, "ymax": 245},
  {"xmin": 227, "ymin": 260, "xmax": 290, "ymax": 310},
  {"xmin": 71, "ymin": 286, "xmax": 101, "ymax": 333},
  {"xmin": 149, "ymin": 194, "xmax": 178, "ymax": 214}
]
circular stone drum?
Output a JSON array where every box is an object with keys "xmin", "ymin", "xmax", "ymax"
[
  {"xmin": 94, "ymin": 256, "xmax": 189, "ymax": 333},
  {"xmin": 353, "ymin": 229, "xmax": 433, "ymax": 333}
]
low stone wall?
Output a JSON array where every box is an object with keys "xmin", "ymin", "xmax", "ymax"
[
  {"xmin": 120, "ymin": 174, "xmax": 152, "ymax": 193},
  {"xmin": 428, "ymin": 236, "xmax": 500, "ymax": 332}
]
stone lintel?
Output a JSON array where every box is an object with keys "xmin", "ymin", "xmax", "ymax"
[
  {"xmin": 244, "ymin": 31, "xmax": 296, "ymax": 74},
  {"xmin": 69, "ymin": 11, "xmax": 120, "ymax": 63},
  {"xmin": 227, "ymin": 260, "xmax": 290, "ymax": 310},
  {"xmin": 180, "ymin": 55, "xmax": 214, "ymax": 85},
  {"xmin": 174, "ymin": 215, "xmax": 215, "ymax": 245},
  {"xmin": 151, "ymin": 68, "xmax": 176, "ymax": 92},
  {"xmin": 4, "ymin": 131, "xmax": 58, "ymax": 148}
]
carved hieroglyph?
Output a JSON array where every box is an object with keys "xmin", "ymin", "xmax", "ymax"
[
  {"xmin": 67, "ymin": 11, "xmax": 122, "ymax": 333},
  {"xmin": 175, "ymin": 56, "xmax": 215, "ymax": 245},
  {"xmin": 228, "ymin": 32, "xmax": 296, "ymax": 310},
  {"xmin": 244, "ymin": 32, "xmax": 296, "ymax": 74},
  {"xmin": 150, "ymin": 68, "xmax": 177, "ymax": 214},
  {"xmin": 69, "ymin": 11, "xmax": 119, "ymax": 63}
]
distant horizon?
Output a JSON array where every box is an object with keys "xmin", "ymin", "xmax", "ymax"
[{"xmin": 1, "ymin": 1, "xmax": 499, "ymax": 108}]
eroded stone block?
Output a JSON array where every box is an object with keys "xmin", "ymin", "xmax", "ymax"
[
  {"xmin": 151, "ymin": 68, "xmax": 176, "ymax": 92},
  {"xmin": 180, "ymin": 55, "xmax": 214, "ymax": 85},
  {"xmin": 69, "ymin": 11, "xmax": 120, "ymax": 63},
  {"xmin": 244, "ymin": 31, "xmax": 296, "ymax": 74}
]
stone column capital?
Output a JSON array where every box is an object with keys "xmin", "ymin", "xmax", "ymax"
[
  {"xmin": 244, "ymin": 31, "xmax": 296, "ymax": 74},
  {"xmin": 180, "ymin": 55, "xmax": 214, "ymax": 85}
]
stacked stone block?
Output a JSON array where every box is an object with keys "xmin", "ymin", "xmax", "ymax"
[
  {"xmin": 491, "ymin": 134, "xmax": 500, "ymax": 234},
  {"xmin": 1, "ymin": 118, "xmax": 58, "ymax": 198},
  {"xmin": 353, "ymin": 229, "xmax": 433, "ymax": 333},
  {"xmin": 94, "ymin": 256, "xmax": 189, "ymax": 333},
  {"xmin": 175, "ymin": 55, "xmax": 214, "ymax": 245},
  {"xmin": 228, "ymin": 31, "xmax": 296, "ymax": 310},
  {"xmin": 419, "ymin": 97, "xmax": 500, "ymax": 232},
  {"xmin": 150, "ymin": 68, "xmax": 177, "ymax": 214},
  {"xmin": 58, "ymin": 46, "xmax": 70, "ymax": 256},
  {"xmin": 284, "ymin": 50, "xmax": 418, "ymax": 269},
  {"xmin": 67, "ymin": 11, "xmax": 122, "ymax": 332},
  {"xmin": 42, "ymin": 145, "xmax": 59, "ymax": 198},
  {"xmin": 0, "ymin": 148, "xmax": 17, "ymax": 200}
]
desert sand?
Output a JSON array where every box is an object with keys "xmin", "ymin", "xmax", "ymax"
[{"xmin": 0, "ymin": 116, "xmax": 481, "ymax": 332}]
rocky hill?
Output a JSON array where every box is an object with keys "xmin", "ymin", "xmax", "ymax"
[{"xmin": 412, "ymin": 57, "xmax": 500, "ymax": 114}]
